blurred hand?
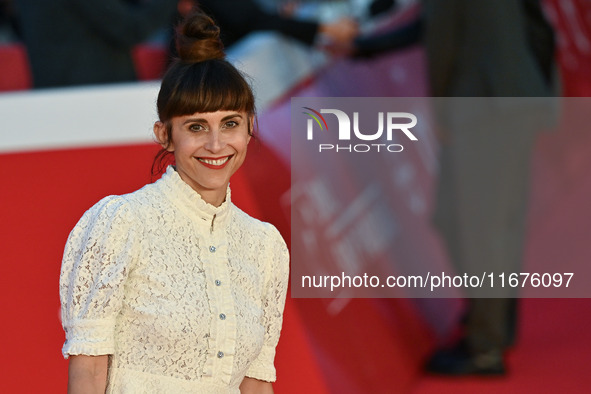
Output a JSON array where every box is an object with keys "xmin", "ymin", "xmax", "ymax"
[{"xmin": 319, "ymin": 17, "xmax": 359, "ymax": 46}]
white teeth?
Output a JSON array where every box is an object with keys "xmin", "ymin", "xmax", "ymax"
[{"xmin": 199, "ymin": 157, "xmax": 230, "ymax": 166}]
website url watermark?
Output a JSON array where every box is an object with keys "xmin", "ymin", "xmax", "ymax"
[{"xmin": 301, "ymin": 272, "xmax": 574, "ymax": 293}]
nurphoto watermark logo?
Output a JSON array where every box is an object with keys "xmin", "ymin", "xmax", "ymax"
[{"xmin": 302, "ymin": 106, "xmax": 418, "ymax": 153}]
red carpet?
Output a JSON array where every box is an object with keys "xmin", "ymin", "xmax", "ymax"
[{"xmin": 412, "ymin": 299, "xmax": 591, "ymax": 394}]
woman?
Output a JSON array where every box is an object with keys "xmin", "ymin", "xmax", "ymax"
[{"xmin": 60, "ymin": 12, "xmax": 289, "ymax": 393}]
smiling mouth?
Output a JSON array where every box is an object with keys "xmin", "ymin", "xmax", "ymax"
[{"xmin": 197, "ymin": 155, "xmax": 232, "ymax": 169}]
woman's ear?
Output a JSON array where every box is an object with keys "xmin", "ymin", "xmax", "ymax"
[
  {"xmin": 154, "ymin": 121, "xmax": 173, "ymax": 151},
  {"xmin": 247, "ymin": 117, "xmax": 254, "ymax": 143}
]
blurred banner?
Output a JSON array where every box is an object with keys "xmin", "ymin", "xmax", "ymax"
[{"xmin": 545, "ymin": 0, "xmax": 591, "ymax": 96}]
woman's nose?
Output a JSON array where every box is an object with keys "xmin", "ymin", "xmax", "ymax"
[{"xmin": 204, "ymin": 130, "xmax": 224, "ymax": 152}]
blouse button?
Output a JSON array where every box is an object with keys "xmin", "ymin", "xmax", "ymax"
[
  {"xmin": 215, "ymin": 280, "xmax": 222, "ymax": 286},
  {"xmin": 209, "ymin": 246, "xmax": 216, "ymax": 253},
  {"xmin": 219, "ymin": 313, "xmax": 226, "ymax": 320},
  {"xmin": 217, "ymin": 351, "xmax": 224, "ymax": 358}
]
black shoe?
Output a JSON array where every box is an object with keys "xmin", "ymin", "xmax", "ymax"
[{"xmin": 425, "ymin": 344, "xmax": 506, "ymax": 376}]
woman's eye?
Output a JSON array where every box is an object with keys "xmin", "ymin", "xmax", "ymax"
[
  {"xmin": 189, "ymin": 124, "xmax": 206, "ymax": 132},
  {"xmin": 224, "ymin": 120, "xmax": 239, "ymax": 128}
]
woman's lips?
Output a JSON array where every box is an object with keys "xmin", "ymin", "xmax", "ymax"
[{"xmin": 197, "ymin": 155, "xmax": 232, "ymax": 169}]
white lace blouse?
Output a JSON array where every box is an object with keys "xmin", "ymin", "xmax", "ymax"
[{"xmin": 60, "ymin": 166, "xmax": 289, "ymax": 393}]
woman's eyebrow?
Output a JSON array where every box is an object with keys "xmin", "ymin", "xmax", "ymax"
[
  {"xmin": 220, "ymin": 114, "xmax": 243, "ymax": 121},
  {"xmin": 182, "ymin": 117, "xmax": 207, "ymax": 124},
  {"xmin": 182, "ymin": 114, "xmax": 243, "ymax": 125}
]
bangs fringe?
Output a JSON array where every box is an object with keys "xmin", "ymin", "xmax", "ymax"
[{"xmin": 158, "ymin": 59, "xmax": 255, "ymax": 120}]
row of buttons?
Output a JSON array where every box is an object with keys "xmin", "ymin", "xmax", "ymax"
[
  {"xmin": 211, "ymin": 246, "xmax": 225, "ymax": 319},
  {"xmin": 212, "ymin": 245, "xmax": 225, "ymax": 359},
  {"xmin": 215, "ymin": 279, "xmax": 224, "ymax": 321},
  {"xmin": 217, "ymin": 286, "xmax": 226, "ymax": 358}
]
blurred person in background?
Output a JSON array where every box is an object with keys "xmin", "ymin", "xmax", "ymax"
[
  {"xmin": 353, "ymin": 0, "xmax": 557, "ymax": 375},
  {"xmin": 15, "ymin": 0, "xmax": 178, "ymax": 88},
  {"xmin": 0, "ymin": 0, "xmax": 19, "ymax": 42},
  {"xmin": 171, "ymin": 0, "xmax": 358, "ymax": 52}
]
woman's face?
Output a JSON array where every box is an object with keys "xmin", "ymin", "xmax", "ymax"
[{"xmin": 155, "ymin": 110, "xmax": 251, "ymax": 206}]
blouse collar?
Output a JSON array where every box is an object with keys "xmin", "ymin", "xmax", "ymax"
[{"xmin": 156, "ymin": 166, "xmax": 232, "ymax": 230}]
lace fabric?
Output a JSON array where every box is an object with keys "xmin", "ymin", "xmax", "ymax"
[{"xmin": 60, "ymin": 166, "xmax": 289, "ymax": 392}]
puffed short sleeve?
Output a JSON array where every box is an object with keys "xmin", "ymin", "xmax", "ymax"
[
  {"xmin": 245, "ymin": 224, "xmax": 290, "ymax": 382},
  {"xmin": 59, "ymin": 195, "xmax": 139, "ymax": 359}
]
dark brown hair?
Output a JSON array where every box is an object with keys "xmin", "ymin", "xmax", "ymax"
[{"xmin": 152, "ymin": 11, "xmax": 256, "ymax": 176}]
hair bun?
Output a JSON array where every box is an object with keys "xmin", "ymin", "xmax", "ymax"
[{"xmin": 176, "ymin": 12, "xmax": 225, "ymax": 63}]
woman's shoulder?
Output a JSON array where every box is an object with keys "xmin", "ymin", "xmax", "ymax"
[
  {"xmin": 97, "ymin": 180, "xmax": 167, "ymax": 210},
  {"xmin": 77, "ymin": 182, "xmax": 159, "ymax": 225},
  {"xmin": 84, "ymin": 194, "xmax": 133, "ymax": 216},
  {"xmin": 73, "ymin": 194, "xmax": 139, "ymax": 233}
]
